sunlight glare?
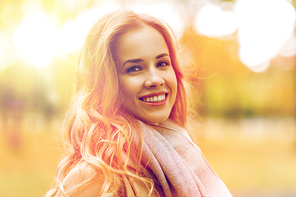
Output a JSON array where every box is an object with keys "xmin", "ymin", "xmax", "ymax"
[
  {"xmin": 58, "ymin": 2, "xmax": 120, "ymax": 54},
  {"xmin": 278, "ymin": 35, "xmax": 296, "ymax": 57},
  {"xmin": 236, "ymin": 0, "xmax": 296, "ymax": 71},
  {"xmin": 130, "ymin": 3, "xmax": 184, "ymax": 39},
  {"xmin": 63, "ymin": 0, "xmax": 88, "ymax": 12},
  {"xmin": 13, "ymin": 12, "xmax": 58, "ymax": 69},
  {"xmin": 194, "ymin": 2, "xmax": 237, "ymax": 39},
  {"xmin": 0, "ymin": 34, "xmax": 16, "ymax": 72},
  {"xmin": 21, "ymin": 0, "xmax": 43, "ymax": 15}
]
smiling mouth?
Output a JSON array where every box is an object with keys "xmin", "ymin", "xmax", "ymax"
[{"xmin": 139, "ymin": 93, "xmax": 168, "ymax": 103}]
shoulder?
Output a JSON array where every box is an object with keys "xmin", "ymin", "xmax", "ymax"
[{"xmin": 56, "ymin": 162, "xmax": 103, "ymax": 197}]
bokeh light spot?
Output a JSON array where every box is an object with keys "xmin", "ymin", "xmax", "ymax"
[
  {"xmin": 278, "ymin": 35, "xmax": 296, "ymax": 57},
  {"xmin": 13, "ymin": 12, "xmax": 58, "ymax": 69},
  {"xmin": 194, "ymin": 2, "xmax": 237, "ymax": 39},
  {"xmin": 236, "ymin": 0, "xmax": 296, "ymax": 71}
]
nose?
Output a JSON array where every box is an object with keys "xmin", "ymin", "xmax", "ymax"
[{"xmin": 144, "ymin": 69, "xmax": 164, "ymax": 88}]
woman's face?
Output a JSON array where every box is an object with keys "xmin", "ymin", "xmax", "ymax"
[{"xmin": 113, "ymin": 25, "xmax": 177, "ymax": 124}]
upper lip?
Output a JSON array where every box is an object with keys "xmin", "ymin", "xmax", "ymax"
[{"xmin": 138, "ymin": 91, "xmax": 168, "ymax": 99}]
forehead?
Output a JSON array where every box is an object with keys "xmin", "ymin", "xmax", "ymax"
[{"xmin": 112, "ymin": 25, "xmax": 169, "ymax": 65}]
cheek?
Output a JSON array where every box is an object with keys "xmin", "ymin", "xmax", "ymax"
[
  {"xmin": 119, "ymin": 76, "xmax": 140, "ymax": 100},
  {"xmin": 167, "ymin": 70, "xmax": 178, "ymax": 97}
]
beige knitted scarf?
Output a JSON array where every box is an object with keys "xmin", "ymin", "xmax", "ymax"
[{"xmin": 126, "ymin": 120, "xmax": 233, "ymax": 197}]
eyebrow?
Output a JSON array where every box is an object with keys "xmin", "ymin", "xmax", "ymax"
[
  {"xmin": 122, "ymin": 59, "xmax": 143, "ymax": 68},
  {"xmin": 121, "ymin": 53, "xmax": 170, "ymax": 68},
  {"xmin": 156, "ymin": 53, "xmax": 169, "ymax": 59}
]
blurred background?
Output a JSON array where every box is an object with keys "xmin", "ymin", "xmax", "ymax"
[{"xmin": 0, "ymin": 0, "xmax": 296, "ymax": 196}]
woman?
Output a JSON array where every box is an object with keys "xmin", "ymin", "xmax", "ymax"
[{"xmin": 46, "ymin": 10, "xmax": 232, "ymax": 197}]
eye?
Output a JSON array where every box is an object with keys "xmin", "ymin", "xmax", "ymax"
[
  {"xmin": 157, "ymin": 61, "xmax": 170, "ymax": 68},
  {"xmin": 126, "ymin": 66, "xmax": 142, "ymax": 73}
]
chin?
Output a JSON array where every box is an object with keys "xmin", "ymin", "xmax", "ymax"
[{"xmin": 139, "ymin": 114, "xmax": 170, "ymax": 125}]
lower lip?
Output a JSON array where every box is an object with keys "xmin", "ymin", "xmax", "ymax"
[{"xmin": 140, "ymin": 95, "xmax": 168, "ymax": 106}]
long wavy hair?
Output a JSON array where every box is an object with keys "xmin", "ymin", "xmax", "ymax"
[{"xmin": 46, "ymin": 10, "xmax": 188, "ymax": 197}]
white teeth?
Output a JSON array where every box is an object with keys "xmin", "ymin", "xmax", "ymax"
[{"xmin": 142, "ymin": 94, "xmax": 166, "ymax": 102}]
